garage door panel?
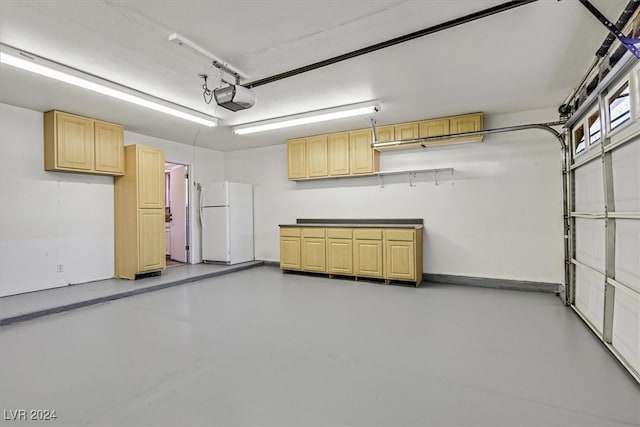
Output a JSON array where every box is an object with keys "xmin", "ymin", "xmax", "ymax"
[
  {"xmin": 575, "ymin": 218, "xmax": 606, "ymax": 274},
  {"xmin": 575, "ymin": 160, "xmax": 605, "ymax": 213},
  {"xmin": 611, "ymin": 140, "xmax": 640, "ymax": 212},
  {"xmin": 613, "ymin": 289, "xmax": 640, "ymax": 374},
  {"xmin": 575, "ymin": 263, "xmax": 605, "ymax": 333},
  {"xmin": 615, "ymin": 219, "xmax": 640, "ymax": 293}
]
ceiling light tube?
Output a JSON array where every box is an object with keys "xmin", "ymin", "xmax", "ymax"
[
  {"xmin": 232, "ymin": 101, "xmax": 380, "ymax": 135},
  {"xmin": 0, "ymin": 45, "xmax": 218, "ymax": 127}
]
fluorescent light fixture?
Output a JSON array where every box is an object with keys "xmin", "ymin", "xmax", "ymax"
[
  {"xmin": 0, "ymin": 45, "xmax": 218, "ymax": 127},
  {"xmin": 232, "ymin": 101, "xmax": 380, "ymax": 135}
]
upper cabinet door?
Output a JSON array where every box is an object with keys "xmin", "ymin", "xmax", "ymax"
[
  {"xmin": 137, "ymin": 145, "xmax": 165, "ymax": 209},
  {"xmin": 449, "ymin": 113, "xmax": 483, "ymax": 142},
  {"xmin": 55, "ymin": 112, "xmax": 93, "ymax": 171},
  {"xmin": 94, "ymin": 121, "xmax": 124, "ymax": 174},
  {"xmin": 375, "ymin": 126, "xmax": 395, "ymax": 143},
  {"xmin": 288, "ymin": 138, "xmax": 307, "ymax": 179},
  {"xmin": 349, "ymin": 129, "xmax": 374, "ymax": 175},
  {"xmin": 306, "ymin": 135, "xmax": 328, "ymax": 177},
  {"xmin": 395, "ymin": 122, "xmax": 420, "ymax": 141},
  {"xmin": 328, "ymin": 132, "xmax": 349, "ymax": 176},
  {"xmin": 419, "ymin": 119, "xmax": 450, "ymax": 138}
]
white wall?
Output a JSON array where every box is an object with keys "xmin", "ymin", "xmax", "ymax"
[
  {"xmin": 0, "ymin": 103, "xmax": 224, "ymax": 296},
  {"xmin": 225, "ymin": 108, "xmax": 565, "ymax": 284}
]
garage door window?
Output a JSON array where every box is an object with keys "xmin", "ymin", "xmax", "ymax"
[
  {"xmin": 609, "ymin": 81, "xmax": 630, "ymax": 133},
  {"xmin": 574, "ymin": 125, "xmax": 586, "ymax": 155},
  {"xmin": 588, "ymin": 111, "xmax": 601, "ymax": 146}
]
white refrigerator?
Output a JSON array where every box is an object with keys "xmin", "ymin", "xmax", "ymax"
[{"xmin": 200, "ymin": 181, "xmax": 254, "ymax": 264}]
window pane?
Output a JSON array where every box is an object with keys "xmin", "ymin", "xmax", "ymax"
[
  {"xmin": 575, "ymin": 125, "xmax": 585, "ymax": 155},
  {"xmin": 609, "ymin": 82, "xmax": 630, "ymax": 132},
  {"xmin": 588, "ymin": 111, "xmax": 601, "ymax": 145}
]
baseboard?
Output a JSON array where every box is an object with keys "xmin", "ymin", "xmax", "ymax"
[
  {"xmin": 423, "ymin": 273, "xmax": 561, "ymax": 294},
  {"xmin": 262, "ymin": 260, "xmax": 281, "ymax": 267}
]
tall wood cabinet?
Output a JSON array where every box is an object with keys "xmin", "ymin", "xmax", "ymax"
[{"xmin": 115, "ymin": 144, "xmax": 166, "ymax": 279}]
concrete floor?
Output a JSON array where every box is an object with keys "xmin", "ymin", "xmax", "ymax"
[
  {"xmin": 1, "ymin": 266, "xmax": 639, "ymax": 426},
  {"xmin": 0, "ymin": 261, "xmax": 262, "ymax": 325}
]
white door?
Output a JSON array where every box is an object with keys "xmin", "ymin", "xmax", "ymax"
[
  {"xmin": 201, "ymin": 207, "xmax": 230, "ymax": 262},
  {"xmin": 169, "ymin": 166, "xmax": 188, "ymax": 263}
]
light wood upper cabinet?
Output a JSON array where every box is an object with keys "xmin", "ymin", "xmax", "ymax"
[
  {"xmin": 349, "ymin": 129, "xmax": 378, "ymax": 175},
  {"xmin": 375, "ymin": 125, "xmax": 395, "ymax": 143},
  {"xmin": 395, "ymin": 122, "xmax": 420, "ymax": 141},
  {"xmin": 137, "ymin": 145, "xmax": 165, "ymax": 209},
  {"xmin": 52, "ymin": 112, "xmax": 93, "ymax": 171},
  {"xmin": 306, "ymin": 135, "xmax": 328, "ymax": 177},
  {"xmin": 375, "ymin": 112, "xmax": 483, "ymax": 151},
  {"xmin": 286, "ymin": 112, "xmax": 483, "ymax": 179},
  {"xmin": 288, "ymin": 138, "xmax": 307, "ymax": 179},
  {"xmin": 44, "ymin": 110, "xmax": 124, "ymax": 175},
  {"xmin": 449, "ymin": 113, "xmax": 483, "ymax": 142},
  {"xmin": 328, "ymin": 132, "xmax": 350, "ymax": 176},
  {"xmin": 420, "ymin": 118, "xmax": 450, "ymax": 139},
  {"xmin": 94, "ymin": 121, "xmax": 125, "ymax": 174}
]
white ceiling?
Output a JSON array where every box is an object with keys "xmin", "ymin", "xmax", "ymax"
[{"xmin": 0, "ymin": 0, "xmax": 627, "ymax": 151}]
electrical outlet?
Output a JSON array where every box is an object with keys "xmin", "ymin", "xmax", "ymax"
[{"xmin": 57, "ymin": 264, "xmax": 64, "ymax": 273}]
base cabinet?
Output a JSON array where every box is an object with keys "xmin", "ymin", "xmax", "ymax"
[
  {"xmin": 327, "ymin": 239, "xmax": 353, "ymax": 275},
  {"xmin": 280, "ymin": 237, "xmax": 302, "ymax": 270},
  {"xmin": 301, "ymin": 228, "xmax": 326, "ymax": 272},
  {"xmin": 354, "ymin": 240, "xmax": 384, "ymax": 278},
  {"xmin": 280, "ymin": 225, "xmax": 423, "ymax": 286},
  {"xmin": 385, "ymin": 241, "xmax": 415, "ymax": 280}
]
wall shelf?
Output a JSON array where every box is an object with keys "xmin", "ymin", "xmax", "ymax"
[{"xmin": 375, "ymin": 167, "xmax": 454, "ymax": 188}]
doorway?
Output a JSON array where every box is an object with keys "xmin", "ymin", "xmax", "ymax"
[{"xmin": 165, "ymin": 162, "xmax": 191, "ymax": 266}]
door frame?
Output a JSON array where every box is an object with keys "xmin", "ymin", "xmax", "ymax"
[{"xmin": 165, "ymin": 161, "xmax": 193, "ymax": 265}]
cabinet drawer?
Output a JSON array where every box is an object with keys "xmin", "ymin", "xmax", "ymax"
[
  {"xmin": 280, "ymin": 227, "xmax": 301, "ymax": 237},
  {"xmin": 384, "ymin": 229, "xmax": 415, "ymax": 241},
  {"xmin": 353, "ymin": 228, "xmax": 382, "ymax": 240},
  {"xmin": 301, "ymin": 228, "xmax": 325, "ymax": 238},
  {"xmin": 326, "ymin": 228, "xmax": 353, "ymax": 239}
]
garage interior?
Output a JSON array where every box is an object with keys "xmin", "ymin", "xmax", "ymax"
[{"xmin": 1, "ymin": 1, "xmax": 639, "ymax": 425}]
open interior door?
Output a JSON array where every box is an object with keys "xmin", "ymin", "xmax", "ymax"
[{"xmin": 169, "ymin": 165, "xmax": 188, "ymax": 263}]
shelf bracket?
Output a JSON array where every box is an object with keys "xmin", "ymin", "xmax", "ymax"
[
  {"xmin": 434, "ymin": 170, "xmax": 439, "ymax": 186},
  {"xmin": 377, "ymin": 174, "xmax": 384, "ymax": 189},
  {"xmin": 408, "ymin": 172, "xmax": 416, "ymax": 187}
]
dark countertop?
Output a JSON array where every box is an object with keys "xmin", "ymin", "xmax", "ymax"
[{"xmin": 279, "ymin": 223, "xmax": 423, "ymax": 229}]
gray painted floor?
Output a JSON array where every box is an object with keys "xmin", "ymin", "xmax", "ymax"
[
  {"xmin": 1, "ymin": 266, "xmax": 639, "ymax": 426},
  {"xmin": 0, "ymin": 261, "xmax": 262, "ymax": 323}
]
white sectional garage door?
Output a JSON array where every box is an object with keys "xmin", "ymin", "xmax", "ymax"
[{"xmin": 569, "ymin": 60, "xmax": 640, "ymax": 381}]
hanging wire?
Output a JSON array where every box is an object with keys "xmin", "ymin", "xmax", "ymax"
[{"xmin": 200, "ymin": 74, "xmax": 214, "ymax": 104}]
